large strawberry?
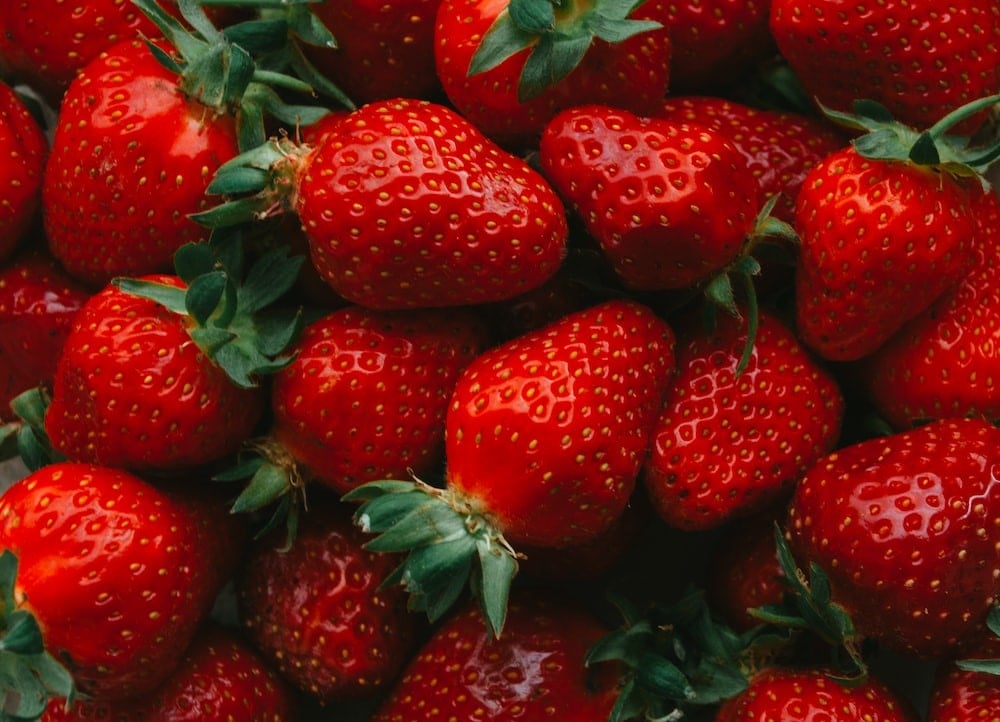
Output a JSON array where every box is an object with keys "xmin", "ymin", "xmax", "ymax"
[
  {"xmin": 433, "ymin": 0, "xmax": 671, "ymax": 148},
  {"xmin": 346, "ymin": 299, "xmax": 675, "ymax": 635},
  {"xmin": 770, "ymin": 0, "xmax": 1000, "ymax": 135},
  {"xmin": 642, "ymin": 308, "xmax": 843, "ymax": 531},
  {"xmin": 0, "ymin": 81, "xmax": 47, "ymax": 261},
  {"xmin": 199, "ymin": 98, "xmax": 568, "ymax": 310},
  {"xmin": 0, "ymin": 462, "xmax": 227, "ymax": 712}
]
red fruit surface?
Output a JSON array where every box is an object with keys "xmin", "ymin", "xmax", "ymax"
[
  {"xmin": 787, "ymin": 418, "xmax": 1000, "ymax": 658},
  {"xmin": 42, "ymin": 38, "xmax": 239, "ymax": 287},
  {"xmin": 539, "ymin": 105, "xmax": 760, "ymax": 291},
  {"xmin": 370, "ymin": 593, "xmax": 620, "ymax": 721},
  {"xmin": 0, "ymin": 81, "xmax": 47, "ymax": 260},
  {"xmin": 445, "ymin": 299, "xmax": 676, "ymax": 548},
  {"xmin": 270, "ymin": 306, "xmax": 487, "ymax": 495},
  {"xmin": 44, "ymin": 275, "xmax": 265, "ymax": 472},
  {"xmin": 294, "ymin": 98, "xmax": 567, "ymax": 309},
  {"xmin": 643, "ymin": 309, "xmax": 843, "ymax": 531},
  {"xmin": 0, "ymin": 463, "xmax": 218, "ymax": 700},
  {"xmin": 794, "ymin": 146, "xmax": 976, "ymax": 361},
  {"xmin": 926, "ymin": 636, "xmax": 1000, "ymax": 722},
  {"xmin": 238, "ymin": 499, "xmax": 417, "ymax": 704}
]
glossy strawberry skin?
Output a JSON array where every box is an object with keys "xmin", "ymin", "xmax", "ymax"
[
  {"xmin": 295, "ymin": 98, "xmax": 568, "ymax": 310},
  {"xmin": 0, "ymin": 463, "xmax": 218, "ymax": 700},
  {"xmin": 271, "ymin": 306, "xmax": 487, "ymax": 496},
  {"xmin": 370, "ymin": 594, "xmax": 620, "ymax": 722},
  {"xmin": 770, "ymin": 0, "xmax": 1000, "ymax": 135},
  {"xmin": 0, "ymin": 251, "xmax": 90, "ymax": 413},
  {"xmin": 539, "ymin": 105, "xmax": 761, "ymax": 291},
  {"xmin": 237, "ymin": 499, "xmax": 417, "ymax": 704},
  {"xmin": 0, "ymin": 81, "xmax": 47, "ymax": 260},
  {"xmin": 445, "ymin": 299, "xmax": 676, "ymax": 548},
  {"xmin": 787, "ymin": 418, "xmax": 1000, "ymax": 658},
  {"xmin": 642, "ymin": 310, "xmax": 843, "ymax": 531},
  {"xmin": 434, "ymin": 0, "xmax": 671, "ymax": 149},
  {"xmin": 42, "ymin": 39, "xmax": 239, "ymax": 288},
  {"xmin": 794, "ymin": 147, "xmax": 976, "ymax": 361},
  {"xmin": 926, "ymin": 637, "xmax": 1000, "ymax": 722},
  {"xmin": 863, "ymin": 189, "xmax": 1000, "ymax": 428},
  {"xmin": 44, "ymin": 275, "xmax": 265, "ymax": 473}
]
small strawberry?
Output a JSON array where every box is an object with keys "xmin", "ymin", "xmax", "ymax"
[
  {"xmin": 0, "ymin": 81, "xmax": 47, "ymax": 261},
  {"xmin": 237, "ymin": 496, "xmax": 417, "ymax": 705},
  {"xmin": 369, "ymin": 593, "xmax": 620, "ymax": 721},
  {"xmin": 346, "ymin": 299, "xmax": 675, "ymax": 635},
  {"xmin": 642, "ymin": 308, "xmax": 843, "ymax": 531}
]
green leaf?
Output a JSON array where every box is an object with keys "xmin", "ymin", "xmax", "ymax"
[
  {"xmin": 634, "ymin": 652, "xmax": 695, "ymax": 701},
  {"xmin": 239, "ymin": 247, "xmax": 305, "ymax": 314},
  {"xmin": 342, "ymin": 480, "xmax": 423, "ymax": 503},
  {"xmin": 206, "ymin": 166, "xmax": 271, "ymax": 196},
  {"xmin": 987, "ymin": 604, "xmax": 1000, "ymax": 637},
  {"xmin": 230, "ymin": 462, "xmax": 290, "ymax": 513},
  {"xmin": 587, "ymin": 15, "xmax": 661, "ymax": 43},
  {"xmin": 254, "ymin": 308, "xmax": 304, "ymax": 358},
  {"xmin": 956, "ymin": 658, "xmax": 1000, "ymax": 675},
  {"xmin": 113, "ymin": 278, "xmax": 189, "ymax": 315},
  {"xmin": 16, "ymin": 428, "xmax": 53, "ymax": 473},
  {"xmin": 8, "ymin": 389, "xmax": 47, "ymax": 432},
  {"xmin": 1, "ymin": 612, "xmax": 43, "ymax": 655},
  {"xmin": 518, "ymin": 33, "xmax": 591, "ymax": 102},
  {"xmin": 908, "ymin": 131, "xmax": 942, "ymax": 165},
  {"xmin": 173, "ymin": 243, "xmax": 218, "ymax": 282},
  {"xmin": 704, "ymin": 274, "xmax": 738, "ymax": 318},
  {"xmin": 190, "ymin": 197, "xmax": 271, "ymax": 229},
  {"xmin": 0, "ymin": 552, "xmax": 18, "ymax": 616},
  {"xmin": 852, "ymin": 98, "xmax": 895, "ymax": 124},
  {"xmin": 185, "ymin": 271, "xmax": 228, "ymax": 326},
  {"xmin": 188, "ymin": 325, "xmax": 238, "ymax": 357},
  {"xmin": 286, "ymin": 3, "xmax": 338, "ymax": 48},
  {"xmin": 689, "ymin": 660, "xmax": 748, "ymax": 703},
  {"xmin": 508, "ymin": 0, "xmax": 556, "ymax": 34},
  {"xmin": 363, "ymin": 503, "xmax": 466, "ymax": 552},
  {"xmin": 287, "ymin": 44, "xmax": 355, "ymax": 109},
  {"xmin": 223, "ymin": 18, "xmax": 291, "ymax": 54},
  {"xmin": 212, "ymin": 454, "xmax": 265, "ymax": 482},
  {"xmin": 354, "ymin": 490, "xmax": 441, "ymax": 533},
  {"xmin": 468, "ymin": 14, "xmax": 535, "ymax": 76},
  {"xmin": 476, "ymin": 540, "xmax": 517, "ymax": 638}
]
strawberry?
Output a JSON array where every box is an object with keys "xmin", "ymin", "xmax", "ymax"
[
  {"xmin": 0, "ymin": 81, "xmax": 47, "ymax": 261},
  {"xmin": 538, "ymin": 105, "xmax": 764, "ymax": 292},
  {"xmin": 0, "ymin": 462, "xmax": 226, "ymax": 708},
  {"xmin": 237, "ymin": 496, "xmax": 417, "ymax": 705},
  {"xmin": 346, "ymin": 299, "xmax": 676, "ymax": 635},
  {"xmin": 369, "ymin": 592, "xmax": 620, "ymax": 721},
  {"xmin": 926, "ymin": 636, "xmax": 1000, "ymax": 722},
  {"xmin": 770, "ymin": 0, "xmax": 1000, "ymax": 135},
  {"xmin": 433, "ymin": 0, "xmax": 671, "ymax": 148},
  {"xmin": 0, "ymin": 251, "xmax": 90, "ymax": 415},
  {"xmin": 862, "ymin": 187, "xmax": 1000, "ymax": 428},
  {"xmin": 200, "ymin": 98, "xmax": 568, "ymax": 310},
  {"xmin": 41, "ymin": 624, "xmax": 298, "ymax": 722},
  {"xmin": 642, "ymin": 308, "xmax": 843, "ymax": 531},
  {"xmin": 715, "ymin": 666, "xmax": 917, "ymax": 722},
  {"xmin": 785, "ymin": 418, "xmax": 1000, "ymax": 659}
]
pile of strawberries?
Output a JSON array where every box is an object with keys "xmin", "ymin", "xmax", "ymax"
[{"xmin": 0, "ymin": 0, "xmax": 998, "ymax": 720}]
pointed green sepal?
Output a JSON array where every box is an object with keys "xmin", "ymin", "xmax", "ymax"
[{"xmin": 230, "ymin": 461, "xmax": 292, "ymax": 514}]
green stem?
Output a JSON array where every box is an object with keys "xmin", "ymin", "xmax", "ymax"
[
  {"xmin": 250, "ymin": 69, "xmax": 316, "ymax": 95},
  {"xmin": 927, "ymin": 93, "xmax": 1000, "ymax": 138}
]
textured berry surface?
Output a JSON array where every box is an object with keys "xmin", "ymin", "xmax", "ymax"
[{"xmin": 0, "ymin": 81, "xmax": 47, "ymax": 259}]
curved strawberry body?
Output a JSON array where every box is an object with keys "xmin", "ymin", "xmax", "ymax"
[
  {"xmin": 270, "ymin": 306, "xmax": 487, "ymax": 495},
  {"xmin": 0, "ymin": 81, "xmax": 47, "ymax": 260},
  {"xmin": 926, "ymin": 637, "xmax": 1000, "ymax": 722},
  {"xmin": 446, "ymin": 299, "xmax": 675, "ymax": 547},
  {"xmin": 642, "ymin": 310, "xmax": 843, "ymax": 530},
  {"xmin": 42, "ymin": 39, "xmax": 239, "ymax": 287},
  {"xmin": 787, "ymin": 418, "xmax": 1000, "ymax": 658},
  {"xmin": 44, "ymin": 275, "xmax": 264, "ymax": 472},
  {"xmin": 539, "ymin": 105, "xmax": 761, "ymax": 291},
  {"xmin": 295, "ymin": 98, "xmax": 567, "ymax": 309},
  {"xmin": 794, "ymin": 146, "xmax": 976, "ymax": 360},
  {"xmin": 0, "ymin": 463, "xmax": 218, "ymax": 700}
]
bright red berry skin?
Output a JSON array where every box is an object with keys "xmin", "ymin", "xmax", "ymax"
[
  {"xmin": 294, "ymin": 98, "xmax": 568, "ymax": 310},
  {"xmin": 0, "ymin": 251, "xmax": 90, "ymax": 413},
  {"xmin": 0, "ymin": 463, "xmax": 219, "ymax": 700},
  {"xmin": 434, "ymin": 0, "xmax": 672, "ymax": 149},
  {"xmin": 926, "ymin": 637, "xmax": 1000, "ymax": 722},
  {"xmin": 787, "ymin": 418, "xmax": 1000, "ymax": 658},
  {"xmin": 715, "ymin": 666, "xmax": 918, "ymax": 722},
  {"xmin": 642, "ymin": 310, "xmax": 843, "ymax": 531},
  {"xmin": 370, "ymin": 593, "xmax": 620, "ymax": 722},
  {"xmin": 539, "ymin": 105, "xmax": 761, "ymax": 291},
  {"xmin": 237, "ymin": 498, "xmax": 417, "ymax": 704},
  {"xmin": 44, "ymin": 275, "xmax": 265, "ymax": 472},
  {"xmin": 445, "ymin": 299, "xmax": 676, "ymax": 548},
  {"xmin": 0, "ymin": 81, "xmax": 47, "ymax": 260},
  {"xmin": 770, "ymin": 0, "xmax": 1000, "ymax": 135},
  {"xmin": 793, "ymin": 147, "xmax": 976, "ymax": 361},
  {"xmin": 863, "ymin": 188, "xmax": 1000, "ymax": 428},
  {"xmin": 270, "ymin": 306, "xmax": 488, "ymax": 496},
  {"xmin": 42, "ymin": 39, "xmax": 239, "ymax": 288}
]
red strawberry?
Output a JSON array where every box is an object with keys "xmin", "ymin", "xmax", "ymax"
[
  {"xmin": 642, "ymin": 309, "xmax": 843, "ymax": 531},
  {"xmin": 42, "ymin": 624, "xmax": 298, "ymax": 722},
  {"xmin": 237, "ymin": 497, "xmax": 417, "ymax": 705},
  {"xmin": 0, "ymin": 81, "xmax": 47, "ymax": 261},
  {"xmin": 0, "ymin": 251, "xmax": 90, "ymax": 414},
  {"xmin": 347, "ymin": 299, "xmax": 675, "ymax": 635},
  {"xmin": 0, "ymin": 462, "xmax": 225, "ymax": 706},
  {"xmin": 538, "ymin": 105, "xmax": 762, "ymax": 291},
  {"xmin": 369, "ymin": 593, "xmax": 620, "ymax": 721},
  {"xmin": 433, "ymin": 0, "xmax": 671, "ymax": 148},
  {"xmin": 770, "ymin": 0, "xmax": 1000, "ymax": 135},
  {"xmin": 926, "ymin": 637, "xmax": 1000, "ymax": 722},
  {"xmin": 715, "ymin": 666, "xmax": 917, "ymax": 722},
  {"xmin": 862, "ymin": 187, "xmax": 1000, "ymax": 428},
  {"xmin": 786, "ymin": 418, "xmax": 1000, "ymax": 658}
]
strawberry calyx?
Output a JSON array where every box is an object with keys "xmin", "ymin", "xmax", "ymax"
[
  {"xmin": 0, "ymin": 389, "xmax": 65, "ymax": 473},
  {"xmin": 468, "ymin": 0, "xmax": 663, "ymax": 102},
  {"xmin": 0, "ymin": 550, "xmax": 76, "ymax": 720},
  {"xmin": 343, "ymin": 480, "xmax": 520, "ymax": 638}
]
